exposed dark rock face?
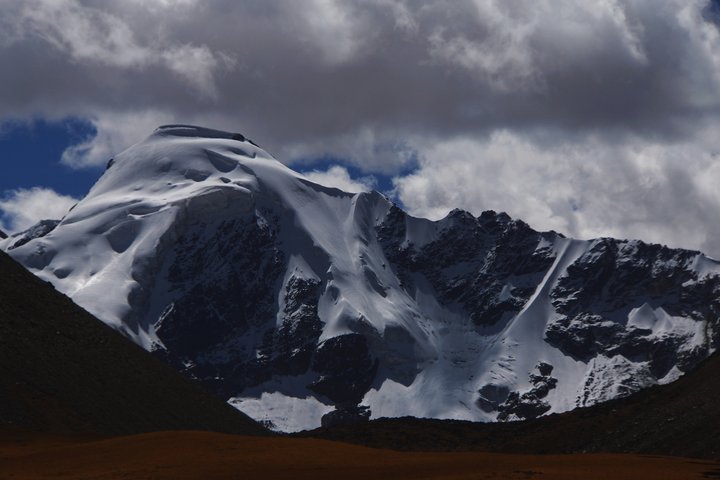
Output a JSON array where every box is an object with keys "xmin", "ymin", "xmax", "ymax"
[
  {"xmin": 8, "ymin": 220, "xmax": 60, "ymax": 250},
  {"xmin": 547, "ymin": 239, "xmax": 720, "ymax": 382},
  {"xmin": 497, "ymin": 363, "xmax": 558, "ymax": 421},
  {"xmin": 310, "ymin": 334, "xmax": 378, "ymax": 404},
  {"xmin": 551, "ymin": 240, "xmax": 701, "ymax": 319},
  {"xmin": 154, "ymin": 212, "xmax": 286, "ymax": 397},
  {"xmin": 152, "ymin": 211, "xmax": 375, "ymax": 408},
  {"xmin": 377, "ymin": 208, "xmax": 558, "ymax": 326},
  {"xmin": 477, "ymin": 384, "xmax": 510, "ymax": 413},
  {"xmin": 320, "ymin": 404, "xmax": 371, "ymax": 428},
  {"xmin": 259, "ymin": 275, "xmax": 323, "ymax": 377},
  {"xmin": 0, "ymin": 229, "xmax": 7, "ymax": 239}
]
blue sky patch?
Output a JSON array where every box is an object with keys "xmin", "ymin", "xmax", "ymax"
[{"xmin": 0, "ymin": 118, "xmax": 101, "ymax": 199}]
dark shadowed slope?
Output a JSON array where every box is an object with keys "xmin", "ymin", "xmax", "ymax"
[
  {"xmin": 0, "ymin": 229, "xmax": 6, "ymax": 239},
  {"xmin": 0, "ymin": 250, "xmax": 267, "ymax": 436},
  {"xmin": 306, "ymin": 351, "xmax": 720, "ymax": 460}
]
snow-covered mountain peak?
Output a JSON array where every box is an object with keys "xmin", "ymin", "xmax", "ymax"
[
  {"xmin": 154, "ymin": 124, "xmax": 255, "ymax": 140},
  {"xmin": 83, "ymin": 123, "xmax": 372, "ymax": 222},
  {"xmin": 6, "ymin": 126, "xmax": 395, "ymax": 348},
  {"xmin": 5, "ymin": 125, "xmax": 720, "ymax": 432},
  {"xmin": 88, "ymin": 124, "xmax": 278, "ymax": 201}
]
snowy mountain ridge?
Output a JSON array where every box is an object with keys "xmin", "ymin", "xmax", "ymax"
[{"xmin": 3, "ymin": 125, "xmax": 719, "ymax": 432}]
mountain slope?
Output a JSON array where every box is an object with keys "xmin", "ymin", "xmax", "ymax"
[
  {"xmin": 305, "ymin": 351, "xmax": 720, "ymax": 460},
  {"xmin": 2, "ymin": 431, "xmax": 717, "ymax": 480},
  {"xmin": 0, "ymin": 248, "xmax": 267, "ymax": 436},
  {"xmin": 4, "ymin": 124, "xmax": 719, "ymax": 432}
]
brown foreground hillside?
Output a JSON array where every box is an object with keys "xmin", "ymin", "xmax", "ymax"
[
  {"xmin": 0, "ymin": 250, "xmax": 265, "ymax": 436},
  {"xmin": 1, "ymin": 430, "xmax": 718, "ymax": 480}
]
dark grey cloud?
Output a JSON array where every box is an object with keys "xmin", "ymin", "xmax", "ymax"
[
  {"xmin": 2, "ymin": 0, "xmax": 718, "ymax": 158},
  {"xmin": 2, "ymin": 0, "xmax": 720, "ymax": 255}
]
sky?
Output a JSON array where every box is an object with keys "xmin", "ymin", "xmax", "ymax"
[{"xmin": 1, "ymin": 0, "xmax": 720, "ymax": 257}]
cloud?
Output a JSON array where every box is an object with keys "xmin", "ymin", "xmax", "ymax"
[
  {"xmin": 395, "ymin": 127, "xmax": 720, "ymax": 257},
  {"xmin": 303, "ymin": 165, "xmax": 377, "ymax": 193},
  {"xmin": 5, "ymin": 0, "xmax": 717, "ymax": 162},
  {"xmin": 1, "ymin": 0, "xmax": 720, "ymax": 255},
  {"xmin": 9, "ymin": 0, "xmax": 233, "ymax": 97},
  {"xmin": 61, "ymin": 110, "xmax": 172, "ymax": 168},
  {"xmin": 425, "ymin": 0, "xmax": 649, "ymax": 92},
  {"xmin": 0, "ymin": 188, "xmax": 79, "ymax": 233}
]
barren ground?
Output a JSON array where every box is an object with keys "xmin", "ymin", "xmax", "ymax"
[{"xmin": 1, "ymin": 430, "xmax": 718, "ymax": 480}]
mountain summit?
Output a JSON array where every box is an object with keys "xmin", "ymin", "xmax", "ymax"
[{"xmin": 4, "ymin": 125, "xmax": 719, "ymax": 432}]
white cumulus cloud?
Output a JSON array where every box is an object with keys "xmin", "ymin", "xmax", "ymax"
[
  {"xmin": 0, "ymin": 187, "xmax": 79, "ymax": 233},
  {"xmin": 303, "ymin": 166, "xmax": 377, "ymax": 193},
  {"xmin": 395, "ymin": 127, "xmax": 720, "ymax": 257},
  {"xmin": 61, "ymin": 110, "xmax": 172, "ymax": 168}
]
